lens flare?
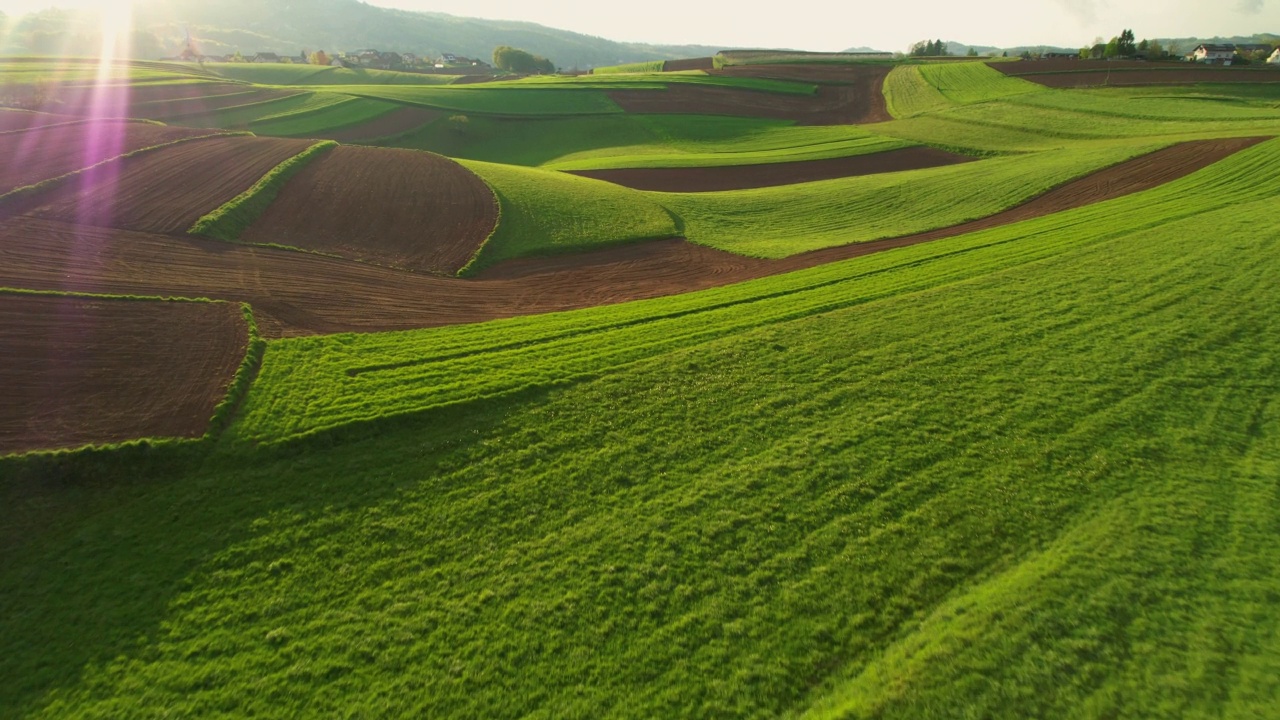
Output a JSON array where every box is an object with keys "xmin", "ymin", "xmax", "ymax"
[{"xmin": 79, "ymin": 1, "xmax": 135, "ymax": 228}]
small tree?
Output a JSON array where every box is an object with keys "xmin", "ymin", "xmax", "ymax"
[
  {"xmin": 1118, "ymin": 29, "xmax": 1136, "ymax": 56},
  {"xmin": 966, "ymin": 47, "xmax": 978, "ymax": 57},
  {"xmin": 310, "ymin": 50, "xmax": 331, "ymax": 66}
]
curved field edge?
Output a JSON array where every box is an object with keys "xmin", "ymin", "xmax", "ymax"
[
  {"xmin": 5, "ymin": 141, "xmax": 1279, "ymax": 718},
  {"xmin": 883, "ymin": 61, "xmax": 1046, "ymax": 119},
  {"xmin": 457, "ymin": 160, "xmax": 679, "ymax": 275},
  {"xmin": 229, "ymin": 137, "xmax": 1280, "ymax": 445},
  {"xmin": 659, "ymin": 140, "xmax": 1164, "ymax": 258},
  {"xmin": 188, "ymin": 141, "xmax": 337, "ymax": 242}
]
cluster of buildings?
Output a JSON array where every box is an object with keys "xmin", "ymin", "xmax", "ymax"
[{"xmin": 1188, "ymin": 43, "xmax": 1279, "ymax": 64}]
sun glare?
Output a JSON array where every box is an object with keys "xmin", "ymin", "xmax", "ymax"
[{"xmin": 95, "ymin": 1, "xmax": 134, "ymax": 74}]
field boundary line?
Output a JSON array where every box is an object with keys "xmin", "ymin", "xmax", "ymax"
[
  {"xmin": 0, "ymin": 131, "xmax": 247, "ymax": 213},
  {"xmin": 187, "ymin": 140, "xmax": 337, "ymax": 241},
  {"xmin": 206, "ymin": 303, "xmax": 266, "ymax": 438}
]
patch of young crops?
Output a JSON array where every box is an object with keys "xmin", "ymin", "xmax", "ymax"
[
  {"xmin": 656, "ymin": 140, "xmax": 1161, "ymax": 257},
  {"xmin": 881, "ymin": 62, "xmax": 1045, "ymax": 119},
  {"xmin": 483, "ymin": 72, "xmax": 817, "ymax": 95},
  {"xmin": 203, "ymin": 63, "xmax": 455, "ymax": 87},
  {"xmin": 915, "ymin": 61, "xmax": 1045, "ymax": 105},
  {"xmin": 457, "ymin": 160, "xmax": 678, "ymax": 272},
  {"xmin": 344, "ymin": 85, "xmax": 624, "ymax": 115},
  {"xmin": 387, "ymin": 112, "xmax": 908, "ymax": 169},
  {"xmin": 249, "ymin": 97, "xmax": 401, "ymax": 137},
  {"xmin": 6, "ymin": 140, "xmax": 1278, "ymax": 719},
  {"xmin": 229, "ymin": 138, "xmax": 1280, "ymax": 441},
  {"xmin": 877, "ymin": 95, "xmax": 1280, "ymax": 152},
  {"xmin": 592, "ymin": 61, "xmax": 666, "ymax": 74}
]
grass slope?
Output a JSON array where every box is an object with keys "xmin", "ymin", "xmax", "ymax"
[
  {"xmin": 658, "ymin": 141, "xmax": 1160, "ymax": 257},
  {"xmin": 883, "ymin": 61, "xmax": 1043, "ymax": 118},
  {"xmin": 4, "ymin": 139, "xmax": 1279, "ymax": 718},
  {"xmin": 388, "ymin": 112, "xmax": 910, "ymax": 169},
  {"xmin": 457, "ymin": 160, "xmax": 678, "ymax": 273},
  {"xmin": 249, "ymin": 97, "xmax": 401, "ymax": 137},
  {"xmin": 200, "ymin": 63, "xmax": 458, "ymax": 86}
]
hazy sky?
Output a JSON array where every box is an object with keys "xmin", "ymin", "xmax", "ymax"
[{"xmin": 5, "ymin": 0, "xmax": 1278, "ymax": 51}]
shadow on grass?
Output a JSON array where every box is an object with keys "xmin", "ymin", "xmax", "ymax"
[{"xmin": 0, "ymin": 385, "xmax": 552, "ymax": 714}]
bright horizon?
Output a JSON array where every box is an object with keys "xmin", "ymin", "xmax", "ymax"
[{"xmin": 3, "ymin": 0, "xmax": 1278, "ymax": 53}]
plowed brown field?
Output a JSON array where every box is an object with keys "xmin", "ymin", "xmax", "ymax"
[
  {"xmin": 989, "ymin": 59, "xmax": 1280, "ymax": 87},
  {"xmin": 609, "ymin": 64, "xmax": 891, "ymax": 124},
  {"xmin": 11, "ymin": 135, "xmax": 313, "ymax": 234},
  {"xmin": 240, "ymin": 146, "xmax": 497, "ymax": 274},
  {"xmin": 0, "ymin": 109, "xmax": 78, "ymax": 132},
  {"xmin": 0, "ymin": 294, "xmax": 248, "ymax": 454},
  {"xmin": 0, "ymin": 138, "xmax": 1256, "ymax": 338},
  {"xmin": 129, "ymin": 89, "xmax": 301, "ymax": 121},
  {"xmin": 663, "ymin": 58, "xmax": 715, "ymax": 72},
  {"xmin": 315, "ymin": 106, "xmax": 443, "ymax": 142},
  {"xmin": 569, "ymin": 146, "xmax": 973, "ymax": 192},
  {"xmin": 0, "ymin": 121, "xmax": 220, "ymax": 194}
]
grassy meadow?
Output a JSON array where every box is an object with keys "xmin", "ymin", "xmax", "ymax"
[{"xmin": 4, "ymin": 55, "xmax": 1280, "ymax": 717}]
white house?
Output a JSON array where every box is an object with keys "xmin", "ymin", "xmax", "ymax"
[
  {"xmin": 1191, "ymin": 44, "xmax": 1236, "ymax": 63},
  {"xmin": 1269, "ymin": 48, "xmax": 1280, "ymax": 64}
]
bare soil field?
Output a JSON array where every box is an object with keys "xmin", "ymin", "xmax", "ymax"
[
  {"xmin": 240, "ymin": 145, "xmax": 497, "ymax": 274},
  {"xmin": 0, "ymin": 120, "xmax": 220, "ymax": 194},
  {"xmin": 989, "ymin": 60, "xmax": 1280, "ymax": 87},
  {"xmin": 32, "ymin": 82, "xmax": 289, "ymax": 120},
  {"xmin": 0, "ymin": 139, "xmax": 1255, "ymax": 338},
  {"xmin": 128, "ymin": 89, "xmax": 301, "ymax": 121},
  {"xmin": 609, "ymin": 64, "xmax": 892, "ymax": 124},
  {"xmin": 0, "ymin": 109, "xmax": 79, "ymax": 132},
  {"xmin": 0, "ymin": 294, "xmax": 248, "ymax": 454},
  {"xmin": 568, "ymin": 146, "xmax": 973, "ymax": 192},
  {"xmin": 663, "ymin": 58, "xmax": 715, "ymax": 72},
  {"xmin": 315, "ymin": 106, "xmax": 443, "ymax": 142},
  {"xmin": 11, "ymin": 135, "xmax": 313, "ymax": 234}
]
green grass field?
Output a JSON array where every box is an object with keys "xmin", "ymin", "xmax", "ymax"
[
  {"xmin": 200, "ymin": 62, "xmax": 458, "ymax": 86},
  {"xmin": 389, "ymin": 113, "xmax": 911, "ymax": 169},
  {"xmin": 458, "ymin": 160, "xmax": 678, "ymax": 272},
  {"xmin": 5, "ymin": 137, "xmax": 1279, "ymax": 718},
  {"xmin": 591, "ymin": 60, "xmax": 666, "ymax": 74},
  {"xmin": 248, "ymin": 96, "xmax": 401, "ymax": 137},
  {"xmin": 5, "ymin": 56, "xmax": 1280, "ymax": 719}
]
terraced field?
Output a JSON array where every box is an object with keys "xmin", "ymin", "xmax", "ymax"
[{"xmin": 4, "ymin": 55, "xmax": 1280, "ymax": 720}]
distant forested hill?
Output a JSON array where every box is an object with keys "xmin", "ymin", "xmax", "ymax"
[{"xmin": 2, "ymin": 0, "xmax": 722, "ymax": 70}]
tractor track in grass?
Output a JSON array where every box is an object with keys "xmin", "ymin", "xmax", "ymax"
[
  {"xmin": 567, "ymin": 146, "xmax": 974, "ymax": 192},
  {"xmin": 0, "ymin": 294, "xmax": 249, "ymax": 454},
  {"xmin": 0, "ymin": 137, "xmax": 1262, "ymax": 338}
]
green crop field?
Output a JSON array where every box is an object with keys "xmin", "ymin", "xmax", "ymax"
[
  {"xmin": 201, "ymin": 63, "xmax": 458, "ymax": 86},
  {"xmin": 884, "ymin": 62, "xmax": 1044, "ymax": 118},
  {"xmin": 249, "ymin": 96, "xmax": 401, "ymax": 137},
  {"xmin": 591, "ymin": 60, "xmax": 667, "ymax": 74},
  {"xmin": 345, "ymin": 85, "xmax": 624, "ymax": 115},
  {"xmin": 482, "ymin": 72, "xmax": 817, "ymax": 95},
  {"xmin": 458, "ymin": 160, "xmax": 678, "ymax": 271},
  {"xmin": 6, "ymin": 136, "xmax": 1279, "ymax": 718},
  {"xmin": 4, "ymin": 55, "xmax": 1280, "ymax": 718},
  {"xmin": 389, "ymin": 113, "xmax": 911, "ymax": 169}
]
